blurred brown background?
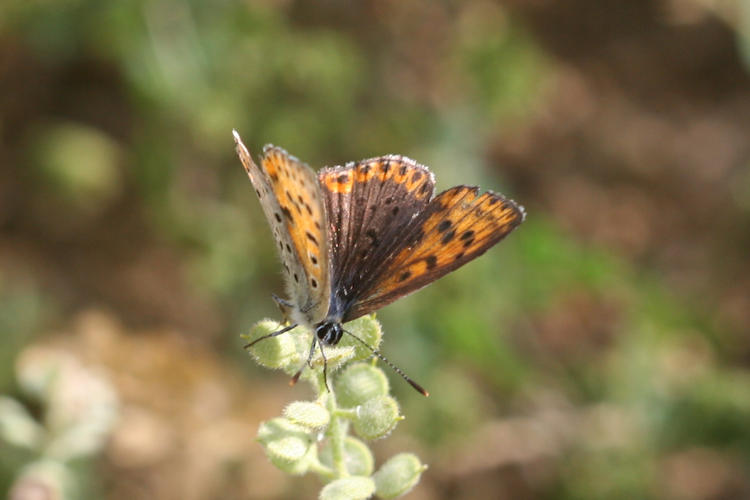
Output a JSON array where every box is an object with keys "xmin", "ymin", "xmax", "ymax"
[{"xmin": 2, "ymin": 0, "xmax": 750, "ymax": 499}]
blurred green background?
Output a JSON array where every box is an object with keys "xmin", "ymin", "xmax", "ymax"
[{"xmin": 2, "ymin": 0, "xmax": 750, "ymax": 499}]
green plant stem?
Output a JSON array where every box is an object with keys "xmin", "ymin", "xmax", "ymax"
[
  {"xmin": 325, "ymin": 387, "xmax": 349, "ymax": 478},
  {"xmin": 308, "ymin": 456, "xmax": 335, "ymax": 480},
  {"xmin": 334, "ymin": 407, "xmax": 357, "ymax": 419}
]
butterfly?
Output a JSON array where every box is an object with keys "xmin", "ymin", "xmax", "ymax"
[{"xmin": 233, "ymin": 130, "xmax": 525, "ymax": 395}]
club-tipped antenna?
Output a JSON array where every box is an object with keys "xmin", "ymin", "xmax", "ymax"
[{"xmin": 343, "ymin": 328, "xmax": 429, "ymax": 397}]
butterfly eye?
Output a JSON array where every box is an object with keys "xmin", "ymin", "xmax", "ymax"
[{"xmin": 315, "ymin": 323, "xmax": 342, "ymax": 345}]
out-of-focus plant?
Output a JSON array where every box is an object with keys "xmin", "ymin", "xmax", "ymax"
[
  {"xmin": 0, "ymin": 346, "xmax": 118, "ymax": 499},
  {"xmin": 242, "ymin": 315, "xmax": 427, "ymax": 500}
]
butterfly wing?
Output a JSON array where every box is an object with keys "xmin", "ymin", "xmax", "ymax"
[
  {"xmin": 344, "ymin": 185, "xmax": 524, "ymax": 320},
  {"xmin": 319, "ymin": 155, "xmax": 436, "ymax": 319},
  {"xmin": 234, "ymin": 131, "xmax": 330, "ymax": 323}
]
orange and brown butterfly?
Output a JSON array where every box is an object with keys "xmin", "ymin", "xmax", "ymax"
[{"xmin": 234, "ymin": 131, "xmax": 525, "ymax": 395}]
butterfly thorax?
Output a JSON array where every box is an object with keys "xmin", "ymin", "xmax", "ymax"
[{"xmin": 315, "ymin": 321, "xmax": 344, "ymax": 345}]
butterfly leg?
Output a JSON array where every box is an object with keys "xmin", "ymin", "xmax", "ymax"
[
  {"xmin": 305, "ymin": 336, "xmax": 317, "ymax": 369},
  {"xmin": 272, "ymin": 294, "xmax": 295, "ymax": 324},
  {"xmin": 318, "ymin": 341, "xmax": 330, "ymax": 392},
  {"xmin": 244, "ymin": 323, "xmax": 298, "ymax": 349},
  {"xmin": 291, "ymin": 336, "xmax": 318, "ymax": 387}
]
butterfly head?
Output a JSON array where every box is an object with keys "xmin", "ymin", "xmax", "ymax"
[{"xmin": 315, "ymin": 321, "xmax": 343, "ymax": 346}]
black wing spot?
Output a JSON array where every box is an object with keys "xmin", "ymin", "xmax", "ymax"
[
  {"xmin": 293, "ymin": 273, "xmax": 299, "ymax": 283},
  {"xmin": 255, "ymin": 188, "xmax": 262, "ymax": 197},
  {"xmin": 310, "ymin": 254, "xmax": 318, "ymax": 265},
  {"xmin": 337, "ymin": 174, "xmax": 350, "ymax": 184},
  {"xmin": 460, "ymin": 230, "xmax": 475, "ymax": 240},
  {"xmin": 361, "ymin": 164, "xmax": 371, "ymax": 174},
  {"xmin": 274, "ymin": 213, "xmax": 282, "ymax": 223},
  {"xmin": 412, "ymin": 230, "xmax": 424, "ymax": 245},
  {"xmin": 488, "ymin": 197, "xmax": 499, "ymax": 205},
  {"xmin": 437, "ymin": 220, "xmax": 451, "ymax": 232},
  {"xmin": 286, "ymin": 243, "xmax": 292, "ymax": 253},
  {"xmin": 463, "ymin": 237, "xmax": 475, "ymax": 248},
  {"xmin": 454, "ymin": 252, "xmax": 465, "ymax": 261},
  {"xmin": 441, "ymin": 230, "xmax": 456, "ymax": 244},
  {"xmin": 315, "ymin": 221, "xmax": 321, "ymax": 230},
  {"xmin": 381, "ymin": 161, "xmax": 391, "ymax": 173},
  {"xmin": 281, "ymin": 206, "xmax": 293, "ymax": 221},
  {"xmin": 311, "ymin": 278, "xmax": 318, "ymax": 288},
  {"xmin": 366, "ymin": 229, "xmax": 379, "ymax": 247},
  {"xmin": 419, "ymin": 183, "xmax": 430, "ymax": 195},
  {"xmin": 305, "ymin": 203, "xmax": 313, "ymax": 215},
  {"xmin": 425, "ymin": 255, "xmax": 437, "ymax": 269},
  {"xmin": 399, "ymin": 165, "xmax": 407, "ymax": 176},
  {"xmin": 306, "ymin": 231, "xmax": 319, "ymax": 246},
  {"xmin": 399, "ymin": 271, "xmax": 412, "ymax": 282}
]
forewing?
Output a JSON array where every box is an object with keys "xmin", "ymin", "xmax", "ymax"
[
  {"xmin": 233, "ymin": 131, "xmax": 330, "ymax": 322},
  {"xmin": 344, "ymin": 185, "xmax": 525, "ymax": 321},
  {"xmin": 319, "ymin": 155, "xmax": 435, "ymax": 318}
]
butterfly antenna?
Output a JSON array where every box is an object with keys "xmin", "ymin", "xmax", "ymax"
[
  {"xmin": 244, "ymin": 323, "xmax": 298, "ymax": 349},
  {"xmin": 342, "ymin": 328, "xmax": 429, "ymax": 397}
]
